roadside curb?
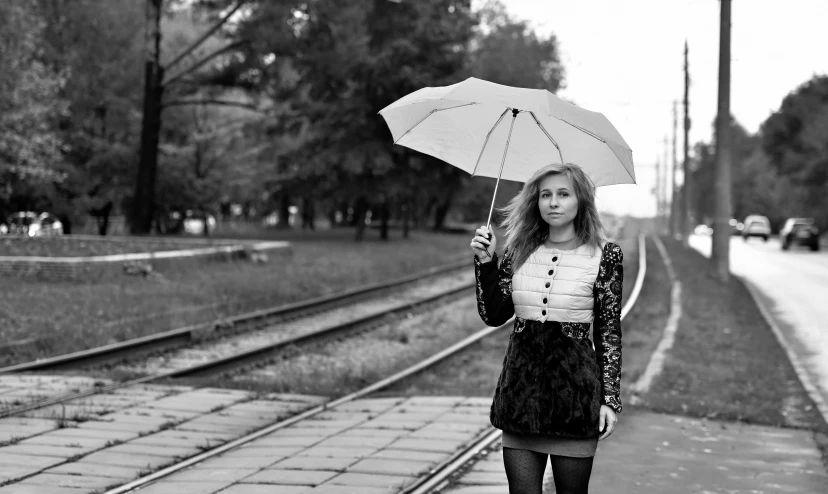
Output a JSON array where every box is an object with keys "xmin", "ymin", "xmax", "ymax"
[
  {"xmin": 629, "ymin": 236, "xmax": 682, "ymax": 396},
  {"xmin": 739, "ymin": 277, "xmax": 828, "ymax": 425}
]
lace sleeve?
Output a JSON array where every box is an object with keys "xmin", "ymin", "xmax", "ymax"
[
  {"xmin": 474, "ymin": 249, "xmax": 515, "ymax": 327},
  {"xmin": 593, "ymin": 243, "xmax": 623, "ymax": 413}
]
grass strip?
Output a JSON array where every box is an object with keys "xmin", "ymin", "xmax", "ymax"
[{"xmin": 642, "ymin": 238, "xmax": 828, "ymax": 436}]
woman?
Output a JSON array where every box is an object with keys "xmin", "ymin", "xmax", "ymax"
[{"xmin": 469, "ymin": 163, "xmax": 622, "ymax": 494}]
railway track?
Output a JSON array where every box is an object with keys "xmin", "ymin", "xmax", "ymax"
[
  {"xmin": 97, "ymin": 234, "xmax": 646, "ymax": 494},
  {"xmin": 0, "ymin": 259, "xmax": 473, "ymax": 418}
]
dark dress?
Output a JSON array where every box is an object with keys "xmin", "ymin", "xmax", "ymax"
[{"xmin": 474, "ymin": 243, "xmax": 623, "ymax": 451}]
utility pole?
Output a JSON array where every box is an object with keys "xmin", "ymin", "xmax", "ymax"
[
  {"xmin": 712, "ymin": 0, "xmax": 732, "ymax": 281},
  {"xmin": 671, "ymin": 101, "xmax": 678, "ymax": 238},
  {"xmin": 682, "ymin": 41, "xmax": 691, "ymax": 246},
  {"xmin": 663, "ymin": 135, "xmax": 669, "ymax": 233},
  {"xmin": 655, "ymin": 156, "xmax": 662, "ymax": 229}
]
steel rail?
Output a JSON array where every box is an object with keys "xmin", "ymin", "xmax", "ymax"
[
  {"xmin": 0, "ymin": 258, "xmax": 470, "ymax": 375},
  {"xmin": 101, "ymin": 234, "xmax": 648, "ymax": 494},
  {"xmin": 0, "ymin": 262, "xmax": 473, "ymax": 419}
]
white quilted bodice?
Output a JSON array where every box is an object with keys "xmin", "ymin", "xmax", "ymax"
[{"xmin": 511, "ymin": 243, "xmax": 602, "ymax": 323}]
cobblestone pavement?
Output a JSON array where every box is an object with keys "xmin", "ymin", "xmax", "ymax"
[{"xmin": 443, "ymin": 407, "xmax": 827, "ymax": 494}]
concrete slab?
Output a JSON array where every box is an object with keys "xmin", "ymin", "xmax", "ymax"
[
  {"xmin": 128, "ymin": 481, "xmax": 232, "ymax": 494},
  {"xmin": 46, "ymin": 461, "xmax": 144, "ymax": 479},
  {"xmin": 346, "ymin": 458, "xmax": 434, "ymax": 476},
  {"xmin": 310, "ymin": 486, "xmax": 395, "ymax": 494},
  {"xmin": 272, "ymin": 455, "xmax": 358, "ymax": 471},
  {"xmin": 0, "ymin": 443, "xmax": 97, "ymax": 458},
  {"xmin": 386, "ymin": 437, "xmax": 463, "ymax": 453},
  {"xmin": 242, "ymin": 468, "xmax": 338, "ymax": 485},
  {"xmin": 0, "ymin": 485, "xmax": 94, "ymax": 494},
  {"xmin": 325, "ymin": 472, "xmax": 414, "ymax": 489},
  {"xmin": 164, "ymin": 468, "xmax": 258, "ymax": 483},
  {"xmin": 19, "ymin": 472, "xmax": 119, "ymax": 489},
  {"xmin": 221, "ymin": 485, "xmax": 310, "ymax": 494}
]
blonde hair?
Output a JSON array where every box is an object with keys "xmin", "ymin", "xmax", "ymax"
[{"xmin": 500, "ymin": 163, "xmax": 605, "ymax": 271}]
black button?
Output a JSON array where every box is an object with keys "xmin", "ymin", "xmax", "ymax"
[
  {"xmin": 543, "ymin": 298, "xmax": 547, "ymax": 304},
  {"xmin": 545, "ymin": 282, "xmax": 550, "ymax": 288},
  {"xmin": 541, "ymin": 310, "xmax": 546, "ymax": 316},
  {"xmin": 552, "ymin": 256, "xmax": 558, "ymax": 262},
  {"xmin": 548, "ymin": 269, "xmax": 554, "ymax": 275}
]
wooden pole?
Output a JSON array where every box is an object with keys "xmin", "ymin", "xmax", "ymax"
[{"xmin": 712, "ymin": 0, "xmax": 732, "ymax": 281}]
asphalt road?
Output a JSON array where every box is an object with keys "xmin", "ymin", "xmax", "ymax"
[{"xmin": 689, "ymin": 234, "xmax": 828, "ymax": 417}]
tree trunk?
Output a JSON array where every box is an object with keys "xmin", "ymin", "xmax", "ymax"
[
  {"xmin": 354, "ymin": 196, "xmax": 368, "ymax": 241},
  {"xmin": 129, "ymin": 0, "xmax": 164, "ymax": 234},
  {"xmin": 302, "ymin": 196, "xmax": 315, "ymax": 230},
  {"xmin": 402, "ymin": 198, "xmax": 411, "ymax": 239},
  {"xmin": 279, "ymin": 194, "xmax": 291, "ymax": 228},
  {"xmin": 379, "ymin": 197, "xmax": 390, "ymax": 240},
  {"xmin": 433, "ymin": 190, "xmax": 454, "ymax": 231}
]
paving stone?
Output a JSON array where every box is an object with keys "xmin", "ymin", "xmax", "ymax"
[
  {"xmin": 414, "ymin": 422, "xmax": 485, "ymax": 434},
  {"xmin": 259, "ymin": 393, "xmax": 329, "ymax": 404},
  {"xmin": 370, "ymin": 448, "xmax": 450, "ymax": 463},
  {"xmin": 79, "ymin": 451, "xmax": 177, "ymax": 469},
  {"xmin": 298, "ymin": 446, "xmax": 378, "ymax": 458},
  {"xmin": 194, "ymin": 455, "xmax": 281, "ymax": 470},
  {"xmin": 104, "ymin": 443, "xmax": 199, "ymax": 459},
  {"xmin": 346, "ymin": 458, "xmax": 434, "ymax": 476},
  {"xmin": 311, "ymin": 485, "xmax": 394, "ymax": 494},
  {"xmin": 325, "ymin": 472, "xmax": 414, "ymax": 488},
  {"xmin": 359, "ymin": 419, "xmax": 421, "ymax": 431},
  {"xmin": 18, "ymin": 435, "xmax": 110, "ymax": 450},
  {"xmin": 407, "ymin": 429, "xmax": 474, "ymax": 441},
  {"xmin": 447, "ymin": 486, "xmax": 507, "ymax": 493},
  {"xmin": 298, "ymin": 419, "xmax": 364, "ymax": 430},
  {"xmin": 127, "ymin": 481, "xmax": 233, "ymax": 494},
  {"xmin": 337, "ymin": 428, "xmax": 407, "ymax": 439},
  {"xmin": 262, "ymin": 427, "xmax": 335, "ymax": 438},
  {"xmin": 111, "ymin": 407, "xmax": 197, "ymax": 422},
  {"xmin": 0, "ymin": 465, "xmax": 42, "ymax": 483},
  {"xmin": 243, "ymin": 468, "xmax": 338, "ymax": 485},
  {"xmin": 0, "ymin": 485, "xmax": 92, "ymax": 494},
  {"xmin": 220, "ymin": 485, "xmax": 310, "ymax": 494},
  {"xmin": 0, "ymin": 443, "xmax": 97, "ymax": 458},
  {"xmin": 387, "ymin": 437, "xmax": 462, "ymax": 453},
  {"xmin": 438, "ymin": 412, "xmax": 489, "ymax": 424},
  {"xmin": 222, "ymin": 445, "xmax": 304, "ymax": 458},
  {"xmin": 0, "ymin": 452, "xmax": 65, "ymax": 469},
  {"xmin": 455, "ymin": 471, "xmax": 509, "ymax": 484},
  {"xmin": 47, "ymin": 461, "xmax": 144, "ymax": 479},
  {"xmin": 401, "ymin": 396, "xmax": 466, "ymax": 407},
  {"xmin": 326, "ymin": 399, "xmax": 402, "ymax": 414},
  {"xmin": 250, "ymin": 435, "xmax": 322, "ymax": 448},
  {"xmin": 135, "ymin": 429, "xmax": 237, "ymax": 445},
  {"xmin": 166, "ymin": 468, "xmax": 258, "ymax": 483},
  {"xmin": 76, "ymin": 419, "xmax": 163, "ymax": 435},
  {"xmin": 49, "ymin": 427, "xmax": 138, "ymax": 442},
  {"xmin": 19, "ymin": 472, "xmax": 119, "ymax": 489},
  {"xmin": 313, "ymin": 435, "xmax": 396, "ymax": 449},
  {"xmin": 272, "ymin": 455, "xmax": 357, "ymax": 471},
  {"xmin": 459, "ymin": 397, "xmax": 492, "ymax": 407}
]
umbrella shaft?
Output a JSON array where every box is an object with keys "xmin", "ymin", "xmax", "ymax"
[{"xmin": 487, "ymin": 109, "xmax": 519, "ymax": 230}]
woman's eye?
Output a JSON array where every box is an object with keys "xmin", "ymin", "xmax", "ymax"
[
  {"xmin": 541, "ymin": 193, "xmax": 549, "ymax": 198},
  {"xmin": 560, "ymin": 192, "xmax": 569, "ymax": 197}
]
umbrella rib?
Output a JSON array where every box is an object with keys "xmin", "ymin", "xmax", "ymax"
[
  {"xmin": 471, "ymin": 108, "xmax": 510, "ymax": 176},
  {"xmin": 558, "ymin": 119, "xmax": 607, "ymax": 143},
  {"xmin": 528, "ymin": 111, "xmax": 564, "ymax": 164},
  {"xmin": 393, "ymin": 102, "xmax": 478, "ymax": 145}
]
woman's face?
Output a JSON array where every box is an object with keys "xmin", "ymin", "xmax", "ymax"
[{"xmin": 537, "ymin": 173, "xmax": 579, "ymax": 229}]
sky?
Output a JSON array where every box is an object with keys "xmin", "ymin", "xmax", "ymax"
[{"xmin": 490, "ymin": 0, "xmax": 828, "ymax": 217}]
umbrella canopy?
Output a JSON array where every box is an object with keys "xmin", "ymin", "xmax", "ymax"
[{"xmin": 378, "ymin": 77, "xmax": 635, "ymax": 187}]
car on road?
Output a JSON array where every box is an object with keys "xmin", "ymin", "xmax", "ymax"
[
  {"xmin": 780, "ymin": 217, "xmax": 820, "ymax": 251},
  {"xmin": 5, "ymin": 211, "xmax": 64, "ymax": 237},
  {"xmin": 741, "ymin": 214, "xmax": 771, "ymax": 242}
]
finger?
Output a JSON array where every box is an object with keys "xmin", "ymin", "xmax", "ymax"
[
  {"xmin": 601, "ymin": 419, "xmax": 616, "ymax": 440},
  {"xmin": 598, "ymin": 413, "xmax": 606, "ymax": 436},
  {"xmin": 474, "ymin": 236, "xmax": 491, "ymax": 245}
]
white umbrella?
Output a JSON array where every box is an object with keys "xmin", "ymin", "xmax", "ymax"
[{"xmin": 378, "ymin": 77, "xmax": 635, "ymax": 227}]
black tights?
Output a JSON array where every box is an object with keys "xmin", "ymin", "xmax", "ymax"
[{"xmin": 502, "ymin": 447, "xmax": 594, "ymax": 494}]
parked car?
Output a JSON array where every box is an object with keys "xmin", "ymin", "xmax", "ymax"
[
  {"xmin": 694, "ymin": 224, "xmax": 713, "ymax": 236},
  {"xmin": 741, "ymin": 214, "xmax": 771, "ymax": 242},
  {"xmin": 157, "ymin": 210, "xmax": 216, "ymax": 235},
  {"xmin": 729, "ymin": 218, "xmax": 744, "ymax": 235},
  {"xmin": 780, "ymin": 217, "xmax": 820, "ymax": 251},
  {"xmin": 5, "ymin": 211, "xmax": 64, "ymax": 237}
]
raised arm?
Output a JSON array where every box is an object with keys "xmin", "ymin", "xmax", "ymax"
[
  {"xmin": 474, "ymin": 250, "xmax": 515, "ymax": 327},
  {"xmin": 592, "ymin": 243, "xmax": 623, "ymax": 413}
]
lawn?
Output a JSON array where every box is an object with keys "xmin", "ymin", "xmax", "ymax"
[{"xmin": 0, "ymin": 227, "xmax": 471, "ymax": 364}]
